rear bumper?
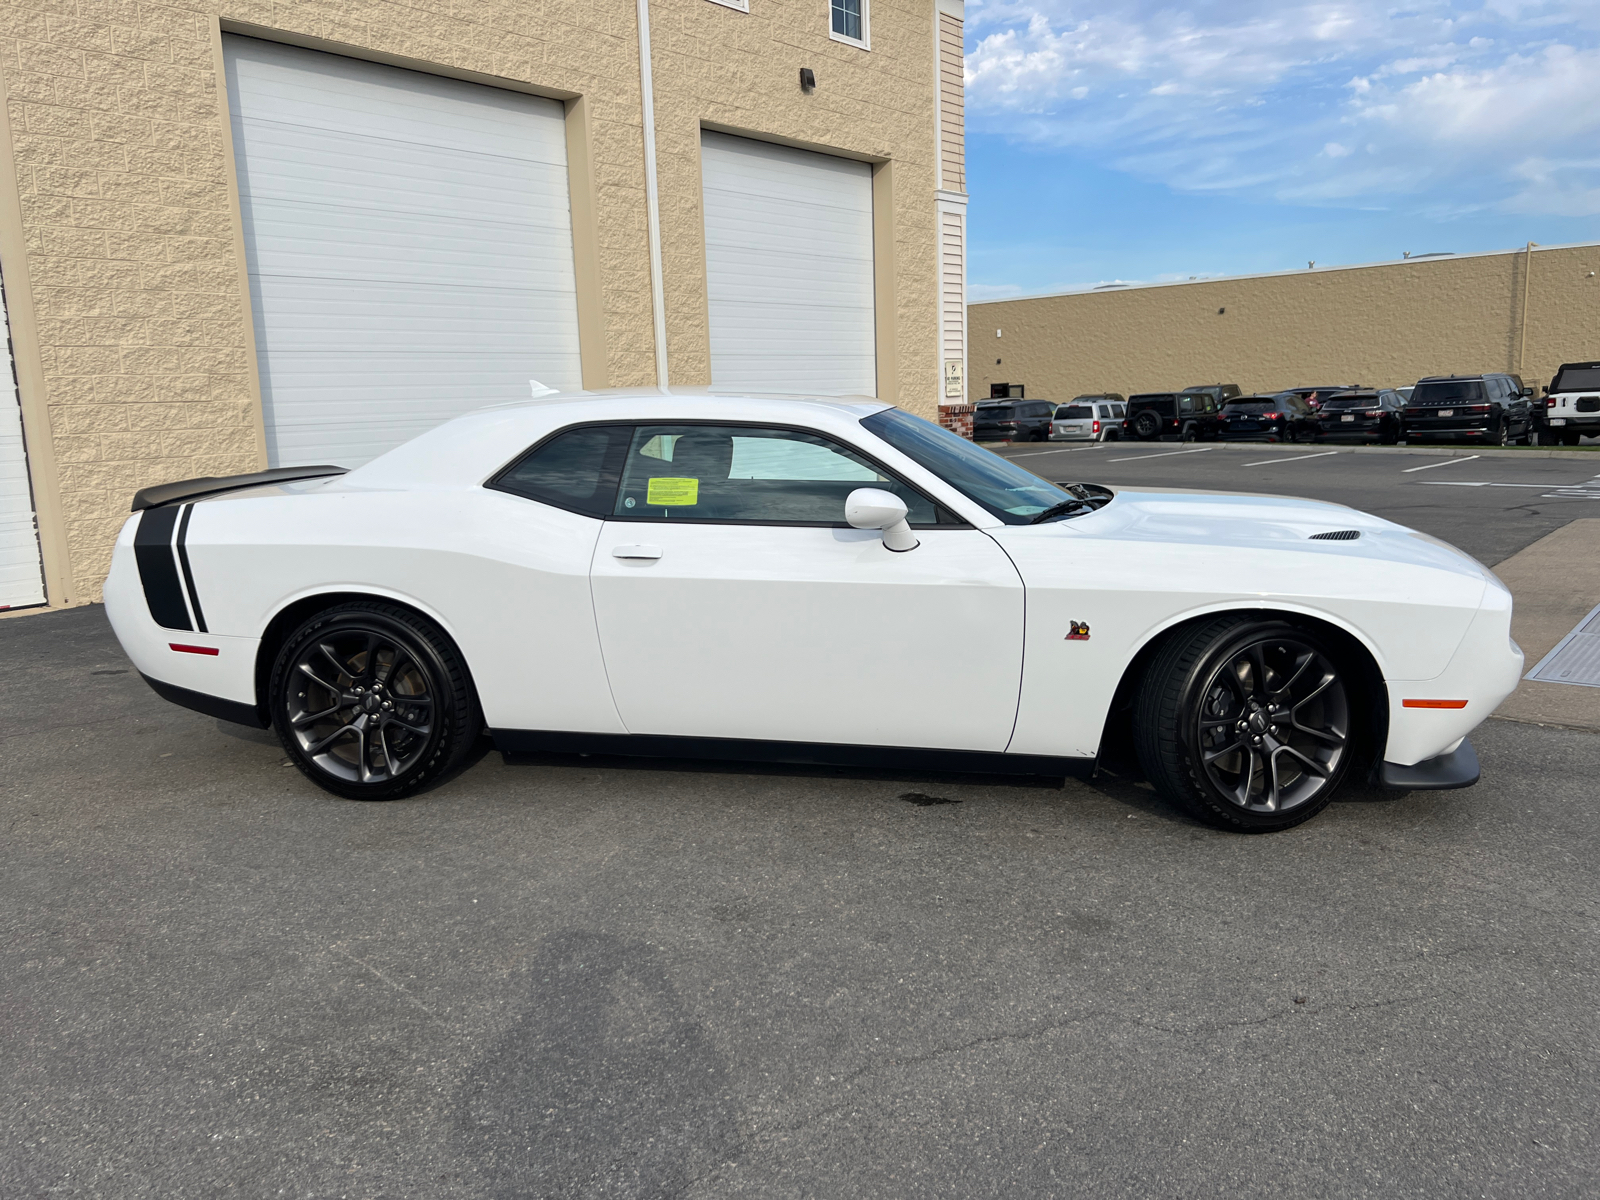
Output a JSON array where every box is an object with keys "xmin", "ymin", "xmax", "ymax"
[
  {"xmin": 1380, "ymin": 739, "xmax": 1480, "ymax": 790},
  {"xmin": 141, "ymin": 673, "xmax": 267, "ymax": 728}
]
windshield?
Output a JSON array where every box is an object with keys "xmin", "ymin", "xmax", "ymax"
[
  {"xmin": 1412, "ymin": 380, "xmax": 1486, "ymax": 404},
  {"xmin": 1056, "ymin": 405, "xmax": 1093, "ymax": 419},
  {"xmin": 975, "ymin": 404, "xmax": 1017, "ymax": 420},
  {"xmin": 1322, "ymin": 395, "xmax": 1375, "ymax": 410},
  {"xmin": 1552, "ymin": 366, "xmax": 1600, "ymax": 392},
  {"xmin": 1224, "ymin": 401, "xmax": 1273, "ymax": 414},
  {"xmin": 861, "ymin": 408, "xmax": 1073, "ymax": 524}
]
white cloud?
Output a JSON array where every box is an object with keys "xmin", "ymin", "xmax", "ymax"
[{"xmin": 964, "ymin": 1, "xmax": 1600, "ymax": 215}]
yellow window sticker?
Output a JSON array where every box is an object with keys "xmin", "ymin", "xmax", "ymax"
[{"xmin": 646, "ymin": 477, "xmax": 699, "ymax": 506}]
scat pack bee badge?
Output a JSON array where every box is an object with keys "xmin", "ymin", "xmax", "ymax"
[{"xmin": 1065, "ymin": 620, "xmax": 1091, "ymax": 642}]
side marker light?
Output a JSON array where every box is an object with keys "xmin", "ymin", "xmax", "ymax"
[
  {"xmin": 1402, "ymin": 699, "xmax": 1467, "ymax": 709},
  {"xmin": 170, "ymin": 643, "xmax": 219, "ymax": 656}
]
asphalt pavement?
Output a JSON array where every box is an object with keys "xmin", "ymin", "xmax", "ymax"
[
  {"xmin": 992, "ymin": 440, "xmax": 1600, "ymax": 566},
  {"xmin": 4, "ymin": 605, "xmax": 1599, "ymax": 1198}
]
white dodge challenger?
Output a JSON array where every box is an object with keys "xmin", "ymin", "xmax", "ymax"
[{"xmin": 105, "ymin": 391, "xmax": 1522, "ymax": 832}]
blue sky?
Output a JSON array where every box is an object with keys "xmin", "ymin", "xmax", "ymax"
[{"xmin": 963, "ymin": 0, "xmax": 1600, "ymax": 298}]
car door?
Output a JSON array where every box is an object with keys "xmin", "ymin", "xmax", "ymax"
[{"xmin": 589, "ymin": 423, "xmax": 1026, "ymax": 751}]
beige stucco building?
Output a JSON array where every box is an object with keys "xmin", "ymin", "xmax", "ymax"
[
  {"xmin": 0, "ymin": 0, "xmax": 971, "ymax": 611},
  {"xmin": 971, "ymin": 242, "xmax": 1600, "ymax": 407}
]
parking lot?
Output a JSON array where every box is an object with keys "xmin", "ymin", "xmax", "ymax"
[{"xmin": 5, "ymin": 450, "xmax": 1600, "ymax": 1198}]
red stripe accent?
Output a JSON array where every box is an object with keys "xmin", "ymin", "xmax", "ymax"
[
  {"xmin": 1402, "ymin": 699, "xmax": 1468, "ymax": 709},
  {"xmin": 169, "ymin": 642, "xmax": 219, "ymax": 656}
]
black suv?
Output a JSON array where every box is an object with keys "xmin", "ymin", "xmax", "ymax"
[
  {"xmin": 1404, "ymin": 374, "xmax": 1533, "ymax": 445},
  {"xmin": 973, "ymin": 399, "xmax": 1054, "ymax": 442},
  {"xmin": 1282, "ymin": 385, "xmax": 1362, "ymax": 412},
  {"xmin": 1126, "ymin": 392, "xmax": 1224, "ymax": 441},
  {"xmin": 1218, "ymin": 393, "xmax": 1318, "ymax": 441},
  {"xmin": 1314, "ymin": 389, "xmax": 1407, "ymax": 443}
]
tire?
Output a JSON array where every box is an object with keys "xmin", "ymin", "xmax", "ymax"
[
  {"xmin": 1535, "ymin": 429, "xmax": 1559, "ymax": 446},
  {"xmin": 1181, "ymin": 422, "xmax": 1198, "ymax": 443},
  {"xmin": 1563, "ymin": 430, "xmax": 1582, "ymax": 447},
  {"xmin": 1379, "ymin": 424, "xmax": 1398, "ymax": 446},
  {"xmin": 269, "ymin": 601, "xmax": 481, "ymax": 801},
  {"xmin": 1134, "ymin": 617, "xmax": 1357, "ymax": 832},
  {"xmin": 1132, "ymin": 411, "xmax": 1161, "ymax": 440},
  {"xmin": 1496, "ymin": 421, "xmax": 1511, "ymax": 447}
]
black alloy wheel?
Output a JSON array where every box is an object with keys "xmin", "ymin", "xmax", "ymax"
[
  {"xmin": 1135, "ymin": 617, "xmax": 1357, "ymax": 832},
  {"xmin": 1132, "ymin": 410, "xmax": 1162, "ymax": 440},
  {"xmin": 269, "ymin": 601, "xmax": 481, "ymax": 800}
]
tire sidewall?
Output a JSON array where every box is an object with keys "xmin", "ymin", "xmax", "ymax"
[{"xmin": 270, "ymin": 605, "xmax": 463, "ymax": 801}]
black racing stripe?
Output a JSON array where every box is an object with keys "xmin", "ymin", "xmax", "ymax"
[
  {"xmin": 175, "ymin": 503, "xmax": 207, "ymax": 633},
  {"xmin": 133, "ymin": 506, "xmax": 191, "ymax": 631}
]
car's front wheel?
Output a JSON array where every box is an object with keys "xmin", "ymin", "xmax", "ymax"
[
  {"xmin": 269, "ymin": 601, "xmax": 481, "ymax": 800},
  {"xmin": 1135, "ymin": 617, "xmax": 1356, "ymax": 832}
]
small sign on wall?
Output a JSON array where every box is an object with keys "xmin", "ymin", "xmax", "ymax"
[{"xmin": 943, "ymin": 359, "xmax": 964, "ymax": 400}]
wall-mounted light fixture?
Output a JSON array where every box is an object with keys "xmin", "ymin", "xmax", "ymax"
[{"xmin": 799, "ymin": 67, "xmax": 815, "ymax": 92}]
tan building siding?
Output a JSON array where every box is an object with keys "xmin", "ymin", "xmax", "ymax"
[
  {"xmin": 972, "ymin": 244, "xmax": 1600, "ymax": 405},
  {"xmin": 0, "ymin": 0, "xmax": 952, "ymax": 605},
  {"xmin": 940, "ymin": 205, "xmax": 963, "ymax": 359}
]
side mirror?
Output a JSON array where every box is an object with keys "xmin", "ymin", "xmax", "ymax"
[
  {"xmin": 1522, "ymin": 387, "xmax": 1534, "ymax": 397},
  {"xmin": 846, "ymin": 488, "xmax": 919, "ymax": 553}
]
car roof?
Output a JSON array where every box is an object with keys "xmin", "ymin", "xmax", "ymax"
[{"xmin": 342, "ymin": 388, "xmax": 895, "ymax": 489}]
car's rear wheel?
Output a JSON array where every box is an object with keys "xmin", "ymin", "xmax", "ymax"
[
  {"xmin": 269, "ymin": 601, "xmax": 481, "ymax": 801},
  {"xmin": 1563, "ymin": 430, "xmax": 1582, "ymax": 446},
  {"xmin": 1135, "ymin": 617, "xmax": 1355, "ymax": 832},
  {"xmin": 1180, "ymin": 422, "xmax": 1198, "ymax": 442}
]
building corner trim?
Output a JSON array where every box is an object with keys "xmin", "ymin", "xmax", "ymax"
[{"xmin": 635, "ymin": 0, "xmax": 671, "ymax": 388}]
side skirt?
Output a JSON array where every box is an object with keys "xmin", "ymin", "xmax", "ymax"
[
  {"xmin": 141, "ymin": 673, "xmax": 269, "ymax": 729},
  {"xmin": 493, "ymin": 729, "xmax": 1094, "ymax": 780}
]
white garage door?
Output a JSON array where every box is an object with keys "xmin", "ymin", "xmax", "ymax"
[
  {"xmin": 701, "ymin": 132, "xmax": 876, "ymax": 396},
  {"xmin": 224, "ymin": 37, "xmax": 583, "ymax": 468},
  {"xmin": 0, "ymin": 278, "xmax": 45, "ymax": 610}
]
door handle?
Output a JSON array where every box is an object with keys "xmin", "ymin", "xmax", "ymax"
[{"xmin": 611, "ymin": 545, "xmax": 662, "ymax": 560}]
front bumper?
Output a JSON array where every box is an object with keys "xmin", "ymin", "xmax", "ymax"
[{"xmin": 1380, "ymin": 739, "xmax": 1480, "ymax": 790}]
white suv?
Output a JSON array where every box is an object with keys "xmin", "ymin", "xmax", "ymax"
[
  {"xmin": 1051, "ymin": 396, "xmax": 1126, "ymax": 442},
  {"xmin": 1538, "ymin": 361, "xmax": 1600, "ymax": 446}
]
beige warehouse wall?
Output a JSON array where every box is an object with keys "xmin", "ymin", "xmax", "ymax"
[
  {"xmin": 0, "ymin": 0, "xmax": 944, "ymax": 603},
  {"xmin": 971, "ymin": 244, "xmax": 1600, "ymax": 404}
]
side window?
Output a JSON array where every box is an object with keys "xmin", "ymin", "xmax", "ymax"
[
  {"xmin": 490, "ymin": 424, "xmax": 631, "ymax": 517},
  {"xmin": 1179, "ymin": 396, "xmax": 1195, "ymax": 413},
  {"xmin": 1113, "ymin": 404, "xmax": 1125, "ymax": 418},
  {"xmin": 613, "ymin": 425, "xmax": 946, "ymax": 526}
]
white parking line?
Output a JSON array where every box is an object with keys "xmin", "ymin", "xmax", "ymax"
[
  {"xmin": 1105, "ymin": 447, "xmax": 1215, "ymax": 463},
  {"xmin": 1402, "ymin": 455, "xmax": 1481, "ymax": 473},
  {"xmin": 1421, "ymin": 481, "xmax": 1559, "ymax": 488},
  {"xmin": 1241, "ymin": 450, "xmax": 1339, "ymax": 467},
  {"xmin": 1010, "ymin": 444, "xmax": 1109, "ymax": 457}
]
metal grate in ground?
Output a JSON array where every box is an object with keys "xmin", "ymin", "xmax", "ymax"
[{"xmin": 1525, "ymin": 602, "xmax": 1600, "ymax": 688}]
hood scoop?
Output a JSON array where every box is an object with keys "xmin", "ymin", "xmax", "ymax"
[{"xmin": 1310, "ymin": 529, "xmax": 1361, "ymax": 541}]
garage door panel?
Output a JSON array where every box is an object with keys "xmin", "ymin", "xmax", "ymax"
[
  {"xmin": 226, "ymin": 36, "xmax": 582, "ymax": 469},
  {"xmin": 0, "ymin": 282, "xmax": 44, "ymax": 609},
  {"xmin": 702, "ymin": 131, "xmax": 875, "ymax": 396}
]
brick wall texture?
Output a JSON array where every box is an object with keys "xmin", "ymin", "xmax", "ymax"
[
  {"xmin": 0, "ymin": 0, "xmax": 948, "ymax": 600},
  {"xmin": 971, "ymin": 245, "xmax": 1600, "ymax": 406}
]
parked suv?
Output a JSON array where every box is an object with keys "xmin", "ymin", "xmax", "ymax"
[
  {"xmin": 1314, "ymin": 389, "xmax": 1407, "ymax": 444},
  {"xmin": 1404, "ymin": 374, "xmax": 1533, "ymax": 445},
  {"xmin": 1126, "ymin": 392, "xmax": 1224, "ymax": 441},
  {"xmin": 1218, "ymin": 393, "xmax": 1318, "ymax": 442},
  {"xmin": 1183, "ymin": 383, "xmax": 1243, "ymax": 405},
  {"xmin": 1537, "ymin": 361, "xmax": 1600, "ymax": 446},
  {"xmin": 973, "ymin": 399, "xmax": 1054, "ymax": 442},
  {"xmin": 1051, "ymin": 396, "xmax": 1126, "ymax": 442}
]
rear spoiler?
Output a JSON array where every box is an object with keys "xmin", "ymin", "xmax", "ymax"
[{"xmin": 131, "ymin": 465, "xmax": 348, "ymax": 512}]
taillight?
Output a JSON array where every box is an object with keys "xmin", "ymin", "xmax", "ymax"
[
  {"xmin": 1464, "ymin": 405, "xmax": 1491, "ymax": 413},
  {"xmin": 1265, "ymin": 412, "xmax": 1281, "ymax": 420},
  {"xmin": 1091, "ymin": 420, "xmax": 1100, "ymax": 432},
  {"xmin": 1548, "ymin": 397, "xmax": 1557, "ymax": 407}
]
